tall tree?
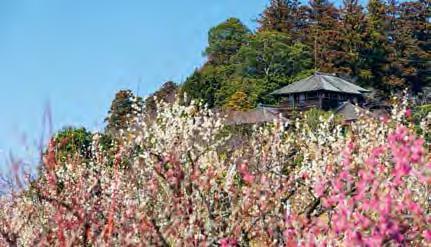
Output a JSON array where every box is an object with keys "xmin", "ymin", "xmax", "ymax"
[
  {"xmin": 204, "ymin": 18, "xmax": 251, "ymax": 65},
  {"xmin": 394, "ymin": 0, "xmax": 431, "ymax": 92},
  {"xmin": 230, "ymin": 31, "xmax": 313, "ymax": 104},
  {"xmin": 232, "ymin": 32, "xmax": 312, "ymax": 83},
  {"xmin": 181, "ymin": 64, "xmax": 231, "ymax": 108},
  {"xmin": 305, "ymin": 0, "xmax": 342, "ymax": 72},
  {"xmin": 336, "ymin": 0, "xmax": 367, "ymax": 78},
  {"xmin": 181, "ymin": 0, "xmax": 430, "ymax": 105},
  {"xmin": 361, "ymin": 0, "xmax": 396, "ymax": 91},
  {"xmin": 257, "ymin": 0, "xmax": 307, "ymax": 42}
]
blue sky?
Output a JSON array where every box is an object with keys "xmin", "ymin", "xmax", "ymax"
[{"xmin": 0, "ymin": 0, "xmax": 270, "ymax": 167}]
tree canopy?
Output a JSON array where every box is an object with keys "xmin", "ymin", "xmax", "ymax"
[
  {"xmin": 205, "ymin": 18, "xmax": 251, "ymax": 66},
  {"xmin": 182, "ymin": 0, "xmax": 430, "ymax": 110}
]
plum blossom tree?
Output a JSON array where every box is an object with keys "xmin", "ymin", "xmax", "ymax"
[{"xmin": 0, "ymin": 94, "xmax": 430, "ymax": 246}]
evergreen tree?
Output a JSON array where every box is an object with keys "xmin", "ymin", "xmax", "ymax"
[
  {"xmin": 181, "ymin": 65, "xmax": 230, "ymax": 108},
  {"xmin": 336, "ymin": 0, "xmax": 367, "ymax": 77},
  {"xmin": 361, "ymin": 0, "xmax": 396, "ymax": 91},
  {"xmin": 257, "ymin": 0, "xmax": 307, "ymax": 42},
  {"xmin": 308, "ymin": 0, "xmax": 339, "ymax": 28},
  {"xmin": 180, "ymin": 0, "xmax": 430, "ymax": 105},
  {"xmin": 395, "ymin": 0, "xmax": 431, "ymax": 92},
  {"xmin": 105, "ymin": 90, "xmax": 143, "ymax": 135},
  {"xmin": 230, "ymin": 31, "xmax": 313, "ymax": 105},
  {"xmin": 305, "ymin": 0, "xmax": 341, "ymax": 72},
  {"xmin": 204, "ymin": 18, "xmax": 251, "ymax": 65}
]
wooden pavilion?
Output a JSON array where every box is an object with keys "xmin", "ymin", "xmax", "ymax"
[{"xmin": 270, "ymin": 72, "xmax": 370, "ymax": 111}]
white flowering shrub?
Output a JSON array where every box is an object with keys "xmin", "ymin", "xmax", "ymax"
[{"xmin": 0, "ymin": 96, "xmax": 430, "ymax": 246}]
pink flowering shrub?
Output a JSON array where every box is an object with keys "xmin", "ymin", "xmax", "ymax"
[
  {"xmin": 285, "ymin": 126, "xmax": 431, "ymax": 246},
  {"xmin": 0, "ymin": 98, "xmax": 429, "ymax": 246}
]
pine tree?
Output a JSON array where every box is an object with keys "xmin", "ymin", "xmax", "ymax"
[
  {"xmin": 336, "ymin": 0, "xmax": 367, "ymax": 77},
  {"xmin": 361, "ymin": 0, "xmax": 396, "ymax": 91},
  {"xmin": 306, "ymin": 0, "xmax": 342, "ymax": 72},
  {"xmin": 394, "ymin": 0, "xmax": 431, "ymax": 92}
]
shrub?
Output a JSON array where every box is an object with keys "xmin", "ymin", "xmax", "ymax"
[
  {"xmin": 53, "ymin": 127, "xmax": 92, "ymax": 162},
  {"xmin": 413, "ymin": 104, "xmax": 431, "ymax": 144}
]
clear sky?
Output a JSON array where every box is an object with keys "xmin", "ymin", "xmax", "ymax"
[{"xmin": 0, "ymin": 0, "xmax": 270, "ymax": 167}]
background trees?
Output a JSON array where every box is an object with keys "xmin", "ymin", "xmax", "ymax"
[
  {"xmin": 53, "ymin": 127, "xmax": 93, "ymax": 162},
  {"xmin": 105, "ymin": 89, "xmax": 143, "ymax": 136},
  {"xmin": 1, "ymin": 0, "xmax": 430, "ymax": 243},
  {"xmin": 395, "ymin": 0, "xmax": 431, "ymax": 92},
  {"xmin": 181, "ymin": 65, "xmax": 226, "ymax": 108},
  {"xmin": 335, "ymin": 0, "xmax": 367, "ymax": 77},
  {"xmin": 305, "ymin": 0, "xmax": 341, "ymax": 72},
  {"xmin": 144, "ymin": 81, "xmax": 178, "ymax": 119},
  {"xmin": 182, "ymin": 0, "xmax": 430, "ymax": 111},
  {"xmin": 182, "ymin": 19, "xmax": 313, "ymax": 109},
  {"xmin": 257, "ymin": 0, "xmax": 306, "ymax": 43},
  {"xmin": 230, "ymin": 32, "xmax": 313, "ymax": 104},
  {"xmin": 204, "ymin": 18, "xmax": 251, "ymax": 66}
]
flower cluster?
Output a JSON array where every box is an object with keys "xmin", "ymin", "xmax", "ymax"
[{"xmin": 0, "ymin": 96, "xmax": 430, "ymax": 246}]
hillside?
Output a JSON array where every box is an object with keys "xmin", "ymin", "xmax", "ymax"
[{"xmin": 0, "ymin": 0, "xmax": 430, "ymax": 246}]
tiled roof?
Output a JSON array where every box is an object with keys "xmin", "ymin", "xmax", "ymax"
[
  {"xmin": 271, "ymin": 72, "xmax": 370, "ymax": 95},
  {"xmin": 335, "ymin": 101, "xmax": 365, "ymax": 121},
  {"xmin": 224, "ymin": 107, "xmax": 288, "ymax": 125}
]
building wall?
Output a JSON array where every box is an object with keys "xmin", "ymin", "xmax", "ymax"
[{"xmin": 280, "ymin": 91, "xmax": 363, "ymax": 110}]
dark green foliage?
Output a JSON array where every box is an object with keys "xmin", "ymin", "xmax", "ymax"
[
  {"xmin": 361, "ymin": 0, "xmax": 400, "ymax": 90},
  {"xmin": 355, "ymin": 0, "xmax": 430, "ymax": 92},
  {"xmin": 181, "ymin": 65, "xmax": 226, "ymax": 108},
  {"xmin": 257, "ymin": 0, "xmax": 429, "ymax": 95},
  {"xmin": 97, "ymin": 132, "xmax": 116, "ymax": 152},
  {"xmin": 331, "ymin": 0, "xmax": 367, "ymax": 76},
  {"xmin": 54, "ymin": 127, "xmax": 92, "ymax": 161},
  {"xmin": 305, "ymin": 0, "xmax": 342, "ymax": 73},
  {"xmin": 216, "ymin": 77, "xmax": 260, "ymax": 108},
  {"xmin": 412, "ymin": 104, "xmax": 431, "ymax": 143},
  {"xmin": 182, "ymin": 26, "xmax": 313, "ymax": 110},
  {"xmin": 394, "ymin": 0, "xmax": 431, "ymax": 92},
  {"xmin": 230, "ymin": 32, "xmax": 313, "ymax": 104},
  {"xmin": 180, "ymin": 0, "xmax": 429, "ymax": 109},
  {"xmin": 205, "ymin": 18, "xmax": 251, "ymax": 65},
  {"xmin": 105, "ymin": 90, "xmax": 143, "ymax": 135}
]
